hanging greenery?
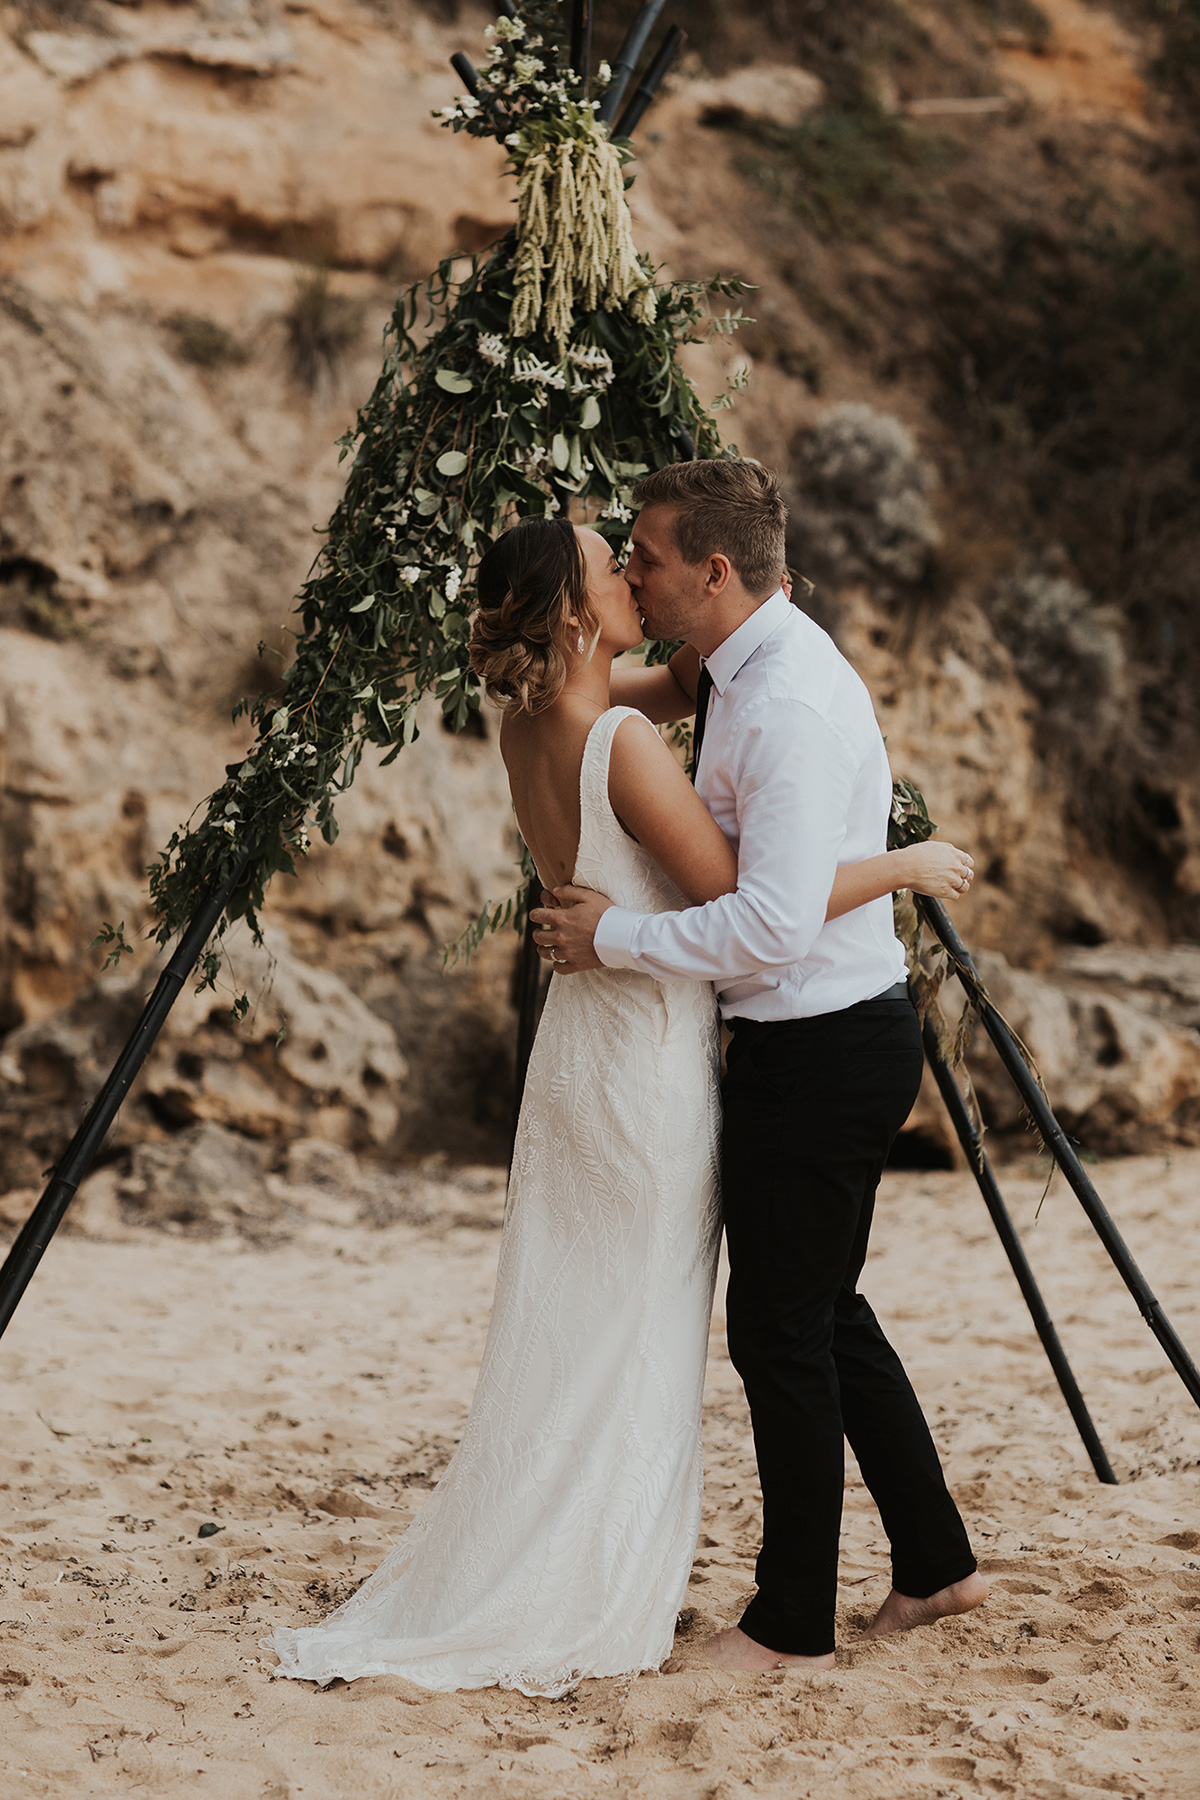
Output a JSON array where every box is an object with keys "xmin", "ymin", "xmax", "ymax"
[{"xmin": 142, "ymin": 0, "xmax": 748, "ymax": 993}]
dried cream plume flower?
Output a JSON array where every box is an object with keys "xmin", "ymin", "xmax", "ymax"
[{"xmin": 509, "ymin": 118, "xmax": 656, "ymax": 352}]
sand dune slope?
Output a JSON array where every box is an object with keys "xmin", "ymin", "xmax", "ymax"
[{"xmin": 1, "ymin": 1153, "xmax": 1198, "ymax": 1797}]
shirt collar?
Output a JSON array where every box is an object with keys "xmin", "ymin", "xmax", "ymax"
[{"xmin": 702, "ymin": 588, "xmax": 790, "ymax": 696}]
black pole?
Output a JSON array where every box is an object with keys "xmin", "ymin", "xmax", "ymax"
[
  {"xmin": 449, "ymin": 53, "xmax": 512, "ymax": 137},
  {"xmin": 917, "ymin": 895, "xmax": 1200, "ymax": 1413},
  {"xmin": 921, "ymin": 1017, "xmax": 1117, "ymax": 1483},
  {"xmin": 597, "ymin": 0, "xmax": 666, "ymax": 124},
  {"xmin": 0, "ymin": 852, "xmax": 251, "ymax": 1343},
  {"xmin": 614, "ymin": 26, "xmax": 686, "ymax": 139},
  {"xmin": 569, "ymin": 0, "xmax": 594, "ymax": 88},
  {"xmin": 450, "ymin": 51, "xmax": 480, "ymax": 95},
  {"xmin": 512, "ymin": 876, "xmax": 549, "ymax": 1149}
]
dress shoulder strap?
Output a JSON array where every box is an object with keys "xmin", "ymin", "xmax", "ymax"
[{"xmin": 579, "ymin": 706, "xmax": 641, "ymax": 822}]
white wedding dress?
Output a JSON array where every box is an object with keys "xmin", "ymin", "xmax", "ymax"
[{"xmin": 269, "ymin": 708, "xmax": 721, "ymax": 1696}]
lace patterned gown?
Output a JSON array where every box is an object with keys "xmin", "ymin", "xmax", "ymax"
[{"xmin": 269, "ymin": 708, "xmax": 722, "ymax": 1696}]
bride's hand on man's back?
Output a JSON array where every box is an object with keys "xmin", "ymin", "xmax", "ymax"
[{"xmin": 899, "ymin": 841, "xmax": 974, "ymax": 900}]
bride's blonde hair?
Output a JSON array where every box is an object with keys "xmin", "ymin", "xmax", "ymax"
[{"xmin": 469, "ymin": 518, "xmax": 599, "ymax": 715}]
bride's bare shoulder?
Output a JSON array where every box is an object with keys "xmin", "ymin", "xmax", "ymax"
[
  {"xmin": 607, "ymin": 709, "xmax": 692, "ymax": 811},
  {"xmin": 609, "ymin": 709, "xmax": 680, "ymax": 774}
]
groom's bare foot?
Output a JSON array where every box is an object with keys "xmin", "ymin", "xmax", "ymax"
[
  {"xmin": 665, "ymin": 1626, "xmax": 835, "ymax": 1675},
  {"xmin": 862, "ymin": 1570, "xmax": 988, "ymax": 1639}
]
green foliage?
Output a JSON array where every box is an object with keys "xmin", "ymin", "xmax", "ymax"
[
  {"xmin": 723, "ymin": 81, "xmax": 935, "ymax": 239},
  {"xmin": 286, "ymin": 270, "xmax": 367, "ymax": 391},
  {"xmin": 1147, "ymin": 0, "xmax": 1200, "ymax": 114},
  {"xmin": 931, "ymin": 224, "xmax": 1200, "ymax": 715},
  {"xmin": 167, "ymin": 313, "xmax": 250, "ymax": 370},
  {"xmin": 888, "ymin": 778, "xmax": 937, "ymax": 850},
  {"xmin": 0, "ymin": 558, "xmax": 89, "ymax": 641},
  {"xmin": 90, "ymin": 920, "xmax": 134, "ymax": 971},
  {"xmin": 148, "ymin": 1, "xmax": 744, "ymax": 979}
]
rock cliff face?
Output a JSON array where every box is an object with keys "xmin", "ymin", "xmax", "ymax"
[{"xmin": 1, "ymin": 0, "xmax": 1198, "ymax": 1183}]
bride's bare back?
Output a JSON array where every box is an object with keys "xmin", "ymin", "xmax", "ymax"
[{"xmin": 501, "ymin": 694, "xmax": 738, "ymax": 904}]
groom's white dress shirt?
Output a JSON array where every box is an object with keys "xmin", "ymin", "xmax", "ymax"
[{"xmin": 593, "ymin": 588, "xmax": 907, "ymax": 1021}]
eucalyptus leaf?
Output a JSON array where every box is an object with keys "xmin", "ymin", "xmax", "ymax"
[
  {"xmin": 436, "ymin": 449, "xmax": 469, "ymax": 476},
  {"xmin": 435, "ymin": 369, "xmax": 474, "ymax": 393}
]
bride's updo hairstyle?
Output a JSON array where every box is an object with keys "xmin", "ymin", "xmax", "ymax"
[{"xmin": 469, "ymin": 516, "xmax": 599, "ymax": 715}]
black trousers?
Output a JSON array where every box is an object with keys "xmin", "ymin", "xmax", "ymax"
[{"xmin": 721, "ymin": 993, "xmax": 977, "ymax": 1656}]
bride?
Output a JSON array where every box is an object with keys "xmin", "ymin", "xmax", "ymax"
[{"xmin": 267, "ymin": 515, "xmax": 972, "ymax": 1697}]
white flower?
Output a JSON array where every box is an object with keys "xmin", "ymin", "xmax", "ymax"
[
  {"xmin": 512, "ymin": 352, "xmax": 568, "ymax": 390},
  {"xmin": 492, "ymin": 402, "xmax": 508, "ymax": 419},
  {"xmin": 494, "ymin": 15, "xmax": 523, "ymax": 40},
  {"xmin": 598, "ymin": 61, "xmax": 612, "ymax": 82},
  {"xmin": 384, "ymin": 525, "xmax": 397, "ymax": 543},
  {"xmin": 568, "ymin": 344, "xmax": 614, "ymax": 382},
  {"xmin": 505, "ymin": 132, "xmax": 520, "ymax": 147},
  {"xmin": 476, "ymin": 330, "xmax": 507, "ymax": 367},
  {"xmin": 399, "ymin": 565, "xmax": 422, "ymax": 585},
  {"xmin": 512, "ymin": 54, "xmax": 541, "ymax": 84},
  {"xmin": 601, "ymin": 496, "xmax": 633, "ymax": 522},
  {"xmin": 445, "ymin": 566, "xmax": 462, "ymax": 603}
]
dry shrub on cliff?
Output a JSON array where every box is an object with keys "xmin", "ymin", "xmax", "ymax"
[
  {"xmin": 990, "ymin": 562, "xmax": 1127, "ymax": 751},
  {"xmin": 286, "ymin": 269, "xmax": 367, "ymax": 392},
  {"xmin": 727, "ymin": 84, "xmax": 933, "ymax": 238},
  {"xmin": 167, "ymin": 313, "xmax": 250, "ymax": 370},
  {"xmin": 10, "ymin": 0, "xmax": 103, "ymax": 26},
  {"xmin": 0, "ymin": 557, "xmax": 88, "ymax": 641},
  {"xmin": 787, "ymin": 403, "xmax": 940, "ymax": 589},
  {"xmin": 1147, "ymin": 0, "xmax": 1200, "ymax": 114},
  {"xmin": 934, "ymin": 226, "xmax": 1200, "ymax": 772}
]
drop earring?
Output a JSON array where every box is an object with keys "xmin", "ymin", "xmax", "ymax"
[{"xmin": 577, "ymin": 632, "xmax": 585, "ymax": 654}]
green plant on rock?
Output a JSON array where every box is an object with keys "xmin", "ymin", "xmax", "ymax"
[
  {"xmin": 286, "ymin": 271, "xmax": 367, "ymax": 391},
  {"xmin": 167, "ymin": 313, "xmax": 250, "ymax": 370}
]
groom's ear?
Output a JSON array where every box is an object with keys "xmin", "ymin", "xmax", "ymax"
[{"xmin": 704, "ymin": 553, "xmax": 734, "ymax": 595}]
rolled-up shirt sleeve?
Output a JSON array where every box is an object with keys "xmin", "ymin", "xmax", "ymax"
[{"xmin": 593, "ymin": 698, "xmax": 857, "ymax": 984}]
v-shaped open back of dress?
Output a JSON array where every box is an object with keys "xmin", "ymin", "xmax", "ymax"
[{"xmin": 268, "ymin": 708, "xmax": 721, "ymax": 1696}]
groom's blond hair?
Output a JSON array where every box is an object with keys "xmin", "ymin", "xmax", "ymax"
[{"xmin": 632, "ymin": 460, "xmax": 787, "ymax": 596}]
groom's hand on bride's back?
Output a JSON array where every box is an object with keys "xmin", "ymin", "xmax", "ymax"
[{"xmin": 531, "ymin": 887, "xmax": 614, "ymax": 974}]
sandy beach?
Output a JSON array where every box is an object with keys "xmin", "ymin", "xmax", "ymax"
[{"xmin": 1, "ymin": 1149, "xmax": 1198, "ymax": 1798}]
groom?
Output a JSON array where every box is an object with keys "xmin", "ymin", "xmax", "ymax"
[{"xmin": 530, "ymin": 459, "xmax": 986, "ymax": 1670}]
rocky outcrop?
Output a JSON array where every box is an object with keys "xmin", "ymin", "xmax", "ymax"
[
  {"xmin": 0, "ymin": 0, "xmax": 528, "ymax": 1181},
  {"xmin": 905, "ymin": 945, "xmax": 1200, "ymax": 1162},
  {"xmin": 1, "ymin": 0, "xmax": 1197, "ymax": 1191}
]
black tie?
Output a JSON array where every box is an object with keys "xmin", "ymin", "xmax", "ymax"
[{"xmin": 689, "ymin": 664, "xmax": 714, "ymax": 782}]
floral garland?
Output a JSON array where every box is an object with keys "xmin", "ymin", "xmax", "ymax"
[{"xmin": 143, "ymin": 0, "xmax": 747, "ymax": 996}]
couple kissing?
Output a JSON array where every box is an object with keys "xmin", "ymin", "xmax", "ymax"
[{"xmin": 268, "ymin": 457, "xmax": 986, "ymax": 1696}]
